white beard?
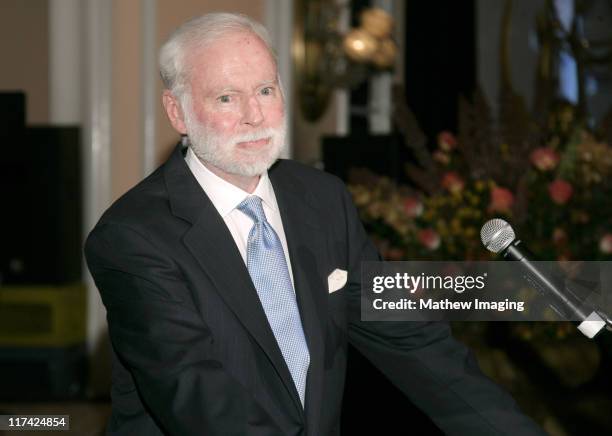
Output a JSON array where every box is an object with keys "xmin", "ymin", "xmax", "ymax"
[{"xmin": 183, "ymin": 103, "xmax": 286, "ymax": 178}]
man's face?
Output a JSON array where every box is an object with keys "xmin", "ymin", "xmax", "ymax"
[{"xmin": 181, "ymin": 31, "xmax": 286, "ymax": 178}]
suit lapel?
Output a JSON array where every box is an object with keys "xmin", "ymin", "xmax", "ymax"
[
  {"xmin": 269, "ymin": 166, "xmax": 327, "ymax": 435},
  {"xmin": 163, "ymin": 146, "xmax": 304, "ymax": 415}
]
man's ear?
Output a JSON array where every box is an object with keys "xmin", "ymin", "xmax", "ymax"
[{"xmin": 162, "ymin": 90, "xmax": 188, "ymax": 135}]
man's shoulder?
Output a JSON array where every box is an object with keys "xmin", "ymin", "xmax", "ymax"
[{"xmin": 95, "ymin": 165, "xmax": 171, "ymax": 230}]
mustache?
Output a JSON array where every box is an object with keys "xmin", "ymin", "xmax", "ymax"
[{"xmin": 230, "ymin": 127, "xmax": 283, "ymax": 144}]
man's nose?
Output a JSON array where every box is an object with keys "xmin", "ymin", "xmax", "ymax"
[{"xmin": 242, "ymin": 95, "xmax": 264, "ymax": 126}]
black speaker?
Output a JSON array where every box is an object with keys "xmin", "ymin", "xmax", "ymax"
[
  {"xmin": 0, "ymin": 344, "xmax": 87, "ymax": 400},
  {"xmin": 1, "ymin": 126, "xmax": 81, "ymax": 284},
  {"xmin": 0, "ymin": 92, "xmax": 26, "ymax": 134}
]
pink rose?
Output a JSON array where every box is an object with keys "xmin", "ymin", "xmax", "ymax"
[
  {"xmin": 441, "ymin": 172, "xmax": 465, "ymax": 194},
  {"xmin": 488, "ymin": 186, "xmax": 514, "ymax": 213},
  {"xmin": 418, "ymin": 228, "xmax": 441, "ymax": 250},
  {"xmin": 548, "ymin": 179, "xmax": 573, "ymax": 204},
  {"xmin": 437, "ymin": 131, "xmax": 457, "ymax": 152},
  {"xmin": 600, "ymin": 234, "xmax": 612, "ymax": 254},
  {"xmin": 403, "ymin": 197, "xmax": 423, "ymax": 218},
  {"xmin": 530, "ymin": 147, "xmax": 560, "ymax": 171}
]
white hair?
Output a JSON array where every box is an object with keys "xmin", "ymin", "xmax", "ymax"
[{"xmin": 159, "ymin": 12, "xmax": 279, "ymax": 100}]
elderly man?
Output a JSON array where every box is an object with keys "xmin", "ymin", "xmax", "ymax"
[{"xmin": 85, "ymin": 12, "xmax": 544, "ymax": 436}]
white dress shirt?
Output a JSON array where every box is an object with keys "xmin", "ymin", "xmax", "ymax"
[{"xmin": 185, "ymin": 147, "xmax": 295, "ymax": 288}]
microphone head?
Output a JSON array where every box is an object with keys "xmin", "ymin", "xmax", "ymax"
[{"xmin": 481, "ymin": 219, "xmax": 516, "ymax": 253}]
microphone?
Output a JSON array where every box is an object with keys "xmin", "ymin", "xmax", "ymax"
[{"xmin": 480, "ymin": 218, "xmax": 611, "ymax": 339}]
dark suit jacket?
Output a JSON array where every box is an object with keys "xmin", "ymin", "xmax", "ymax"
[{"xmin": 85, "ymin": 144, "xmax": 544, "ymax": 436}]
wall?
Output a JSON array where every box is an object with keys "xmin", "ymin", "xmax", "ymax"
[
  {"xmin": 0, "ymin": 0, "xmax": 49, "ymax": 124},
  {"xmin": 112, "ymin": 0, "xmax": 144, "ymax": 202}
]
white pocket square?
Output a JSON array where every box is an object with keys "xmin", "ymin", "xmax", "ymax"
[{"xmin": 328, "ymin": 269, "xmax": 347, "ymax": 293}]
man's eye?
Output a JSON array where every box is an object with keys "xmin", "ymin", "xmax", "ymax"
[
  {"xmin": 260, "ymin": 87, "xmax": 273, "ymax": 96},
  {"xmin": 218, "ymin": 95, "xmax": 231, "ymax": 103}
]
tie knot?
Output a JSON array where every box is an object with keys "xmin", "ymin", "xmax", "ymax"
[{"xmin": 237, "ymin": 196, "xmax": 267, "ymax": 224}]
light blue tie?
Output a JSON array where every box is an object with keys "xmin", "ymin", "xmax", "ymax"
[{"xmin": 237, "ymin": 195, "xmax": 310, "ymax": 406}]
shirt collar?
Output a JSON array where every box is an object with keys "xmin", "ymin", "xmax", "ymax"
[{"xmin": 185, "ymin": 146, "xmax": 278, "ymax": 218}]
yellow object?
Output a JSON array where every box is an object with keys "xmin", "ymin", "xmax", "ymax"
[
  {"xmin": 0, "ymin": 282, "xmax": 86, "ymax": 347},
  {"xmin": 371, "ymin": 38, "xmax": 397, "ymax": 68},
  {"xmin": 343, "ymin": 28, "xmax": 378, "ymax": 62},
  {"xmin": 360, "ymin": 7, "xmax": 394, "ymax": 39}
]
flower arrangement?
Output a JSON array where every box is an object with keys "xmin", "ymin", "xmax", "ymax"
[{"xmin": 349, "ymin": 91, "xmax": 612, "ymax": 265}]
